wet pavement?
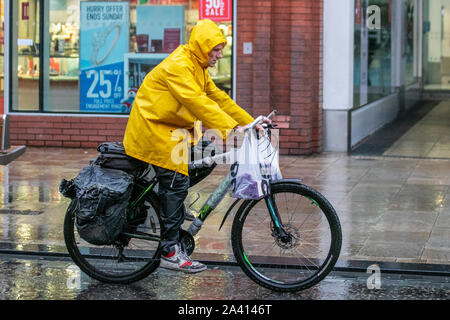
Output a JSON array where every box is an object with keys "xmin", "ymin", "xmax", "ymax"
[
  {"xmin": 2, "ymin": 146, "xmax": 450, "ymax": 266},
  {"xmin": 384, "ymin": 101, "xmax": 450, "ymax": 158},
  {"xmin": 351, "ymin": 100, "xmax": 450, "ymax": 158},
  {"xmin": 0, "ymin": 253, "xmax": 448, "ymax": 300},
  {"xmin": 1, "ymin": 115, "xmax": 450, "ymax": 299}
]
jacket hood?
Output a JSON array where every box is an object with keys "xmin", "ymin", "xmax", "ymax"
[{"xmin": 188, "ymin": 19, "xmax": 227, "ymax": 68}]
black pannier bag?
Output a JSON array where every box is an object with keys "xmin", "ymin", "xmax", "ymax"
[
  {"xmin": 94, "ymin": 142, "xmax": 148, "ymax": 176},
  {"xmin": 60, "ymin": 164, "xmax": 134, "ymax": 246}
]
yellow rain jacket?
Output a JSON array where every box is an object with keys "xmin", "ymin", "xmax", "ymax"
[{"xmin": 123, "ymin": 19, "xmax": 254, "ymax": 176}]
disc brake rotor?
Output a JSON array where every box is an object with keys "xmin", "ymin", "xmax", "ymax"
[{"xmin": 271, "ymin": 222, "xmax": 300, "ymax": 249}]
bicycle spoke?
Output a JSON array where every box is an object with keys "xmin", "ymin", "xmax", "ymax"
[{"xmin": 65, "ymin": 196, "xmax": 162, "ymax": 283}]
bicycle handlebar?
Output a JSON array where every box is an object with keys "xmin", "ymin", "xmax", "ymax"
[{"xmin": 266, "ymin": 109, "xmax": 278, "ymax": 120}]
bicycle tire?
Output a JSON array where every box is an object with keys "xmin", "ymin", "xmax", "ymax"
[
  {"xmin": 231, "ymin": 181, "xmax": 342, "ymax": 292},
  {"xmin": 64, "ymin": 192, "xmax": 162, "ymax": 284}
]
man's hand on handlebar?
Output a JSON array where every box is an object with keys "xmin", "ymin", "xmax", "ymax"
[
  {"xmin": 234, "ymin": 117, "xmax": 273, "ymax": 135},
  {"xmin": 255, "ymin": 117, "xmax": 272, "ymax": 135}
]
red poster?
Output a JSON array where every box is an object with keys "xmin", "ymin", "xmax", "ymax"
[
  {"xmin": 355, "ymin": 0, "xmax": 361, "ymax": 25},
  {"xmin": 199, "ymin": 0, "xmax": 232, "ymax": 22},
  {"xmin": 136, "ymin": 34, "xmax": 149, "ymax": 53},
  {"xmin": 22, "ymin": 2, "xmax": 30, "ymax": 20},
  {"xmin": 164, "ymin": 28, "xmax": 181, "ymax": 53}
]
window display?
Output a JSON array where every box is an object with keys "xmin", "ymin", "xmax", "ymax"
[
  {"xmin": 10, "ymin": 0, "xmax": 234, "ymax": 114},
  {"xmin": 123, "ymin": 52, "xmax": 168, "ymax": 112},
  {"xmin": 12, "ymin": 0, "xmax": 40, "ymax": 111},
  {"xmin": 354, "ymin": 0, "xmax": 393, "ymax": 107},
  {"xmin": 45, "ymin": 0, "xmax": 80, "ymax": 112}
]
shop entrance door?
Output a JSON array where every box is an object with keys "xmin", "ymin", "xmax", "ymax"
[{"xmin": 423, "ymin": 0, "xmax": 450, "ymax": 90}]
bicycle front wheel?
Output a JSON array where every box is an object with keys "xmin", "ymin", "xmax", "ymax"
[
  {"xmin": 231, "ymin": 181, "xmax": 342, "ymax": 292},
  {"xmin": 64, "ymin": 192, "xmax": 162, "ymax": 284}
]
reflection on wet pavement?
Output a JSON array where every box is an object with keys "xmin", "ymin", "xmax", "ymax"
[
  {"xmin": 384, "ymin": 101, "xmax": 450, "ymax": 158},
  {"xmin": 0, "ymin": 256, "xmax": 448, "ymax": 300},
  {"xmin": 0, "ymin": 147, "xmax": 449, "ymax": 267}
]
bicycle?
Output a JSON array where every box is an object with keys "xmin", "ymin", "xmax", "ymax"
[{"xmin": 63, "ymin": 111, "xmax": 342, "ymax": 292}]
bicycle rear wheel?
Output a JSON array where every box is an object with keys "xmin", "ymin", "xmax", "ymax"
[
  {"xmin": 231, "ymin": 181, "xmax": 342, "ymax": 292},
  {"xmin": 64, "ymin": 193, "xmax": 162, "ymax": 284}
]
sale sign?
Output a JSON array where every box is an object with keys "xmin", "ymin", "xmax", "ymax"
[
  {"xmin": 80, "ymin": 2, "xmax": 129, "ymax": 113},
  {"xmin": 199, "ymin": 0, "xmax": 232, "ymax": 22}
]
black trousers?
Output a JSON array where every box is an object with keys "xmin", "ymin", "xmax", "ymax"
[
  {"xmin": 154, "ymin": 140, "xmax": 216, "ymax": 256},
  {"xmin": 153, "ymin": 165, "xmax": 190, "ymax": 256}
]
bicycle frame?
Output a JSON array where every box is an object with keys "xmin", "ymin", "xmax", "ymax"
[
  {"xmin": 128, "ymin": 163, "xmax": 285, "ymax": 244},
  {"xmin": 126, "ymin": 110, "xmax": 285, "ymax": 239},
  {"xmin": 126, "ymin": 163, "xmax": 234, "ymax": 235},
  {"xmin": 127, "ymin": 164, "xmax": 284, "ymax": 239}
]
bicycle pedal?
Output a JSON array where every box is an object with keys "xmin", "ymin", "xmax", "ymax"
[
  {"xmin": 118, "ymin": 254, "xmax": 130, "ymax": 262},
  {"xmin": 117, "ymin": 247, "xmax": 128, "ymax": 262}
]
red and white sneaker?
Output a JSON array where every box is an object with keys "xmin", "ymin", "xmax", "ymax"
[{"xmin": 160, "ymin": 244, "xmax": 207, "ymax": 273}]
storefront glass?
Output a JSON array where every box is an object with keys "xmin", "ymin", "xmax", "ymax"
[
  {"xmin": 12, "ymin": 0, "xmax": 40, "ymax": 111},
  {"xmin": 423, "ymin": 0, "xmax": 450, "ymax": 90},
  {"xmin": 405, "ymin": 0, "xmax": 415, "ymax": 86},
  {"xmin": 354, "ymin": 0, "xmax": 393, "ymax": 107},
  {"xmin": 46, "ymin": 0, "xmax": 80, "ymax": 112},
  {"xmin": 11, "ymin": 0, "xmax": 233, "ymax": 114}
]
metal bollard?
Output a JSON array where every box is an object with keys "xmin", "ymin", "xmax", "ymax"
[{"xmin": 1, "ymin": 114, "xmax": 10, "ymax": 151}]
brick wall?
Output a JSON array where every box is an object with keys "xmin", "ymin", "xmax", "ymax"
[
  {"xmin": 9, "ymin": 115, "xmax": 128, "ymax": 148},
  {"xmin": 236, "ymin": 0, "xmax": 323, "ymax": 155},
  {"xmin": 9, "ymin": 0, "xmax": 323, "ymax": 154}
]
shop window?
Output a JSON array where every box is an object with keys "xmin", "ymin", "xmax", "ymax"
[
  {"xmin": 45, "ymin": 0, "xmax": 80, "ymax": 112},
  {"xmin": 11, "ymin": 0, "xmax": 40, "ymax": 112},
  {"xmin": 10, "ymin": 0, "xmax": 233, "ymax": 114}
]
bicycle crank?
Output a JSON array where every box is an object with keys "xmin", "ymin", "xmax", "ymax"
[{"xmin": 179, "ymin": 229, "xmax": 195, "ymax": 256}]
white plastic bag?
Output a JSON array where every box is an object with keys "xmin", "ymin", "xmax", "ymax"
[
  {"xmin": 230, "ymin": 130, "xmax": 282, "ymax": 199},
  {"xmin": 258, "ymin": 133, "xmax": 283, "ymax": 182}
]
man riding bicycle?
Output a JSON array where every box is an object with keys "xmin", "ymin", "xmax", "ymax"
[{"xmin": 123, "ymin": 19, "xmax": 269, "ymax": 273}]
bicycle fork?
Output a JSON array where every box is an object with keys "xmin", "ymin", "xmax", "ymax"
[{"xmin": 265, "ymin": 195, "xmax": 292, "ymax": 243}]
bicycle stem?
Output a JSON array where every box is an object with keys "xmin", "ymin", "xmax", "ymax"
[{"xmin": 189, "ymin": 151, "xmax": 232, "ymax": 169}]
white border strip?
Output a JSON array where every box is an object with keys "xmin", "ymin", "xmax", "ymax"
[
  {"xmin": 8, "ymin": 112, "xmax": 130, "ymax": 118},
  {"xmin": 232, "ymin": 0, "xmax": 237, "ymax": 101},
  {"xmin": 4, "ymin": 0, "xmax": 10, "ymax": 116}
]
